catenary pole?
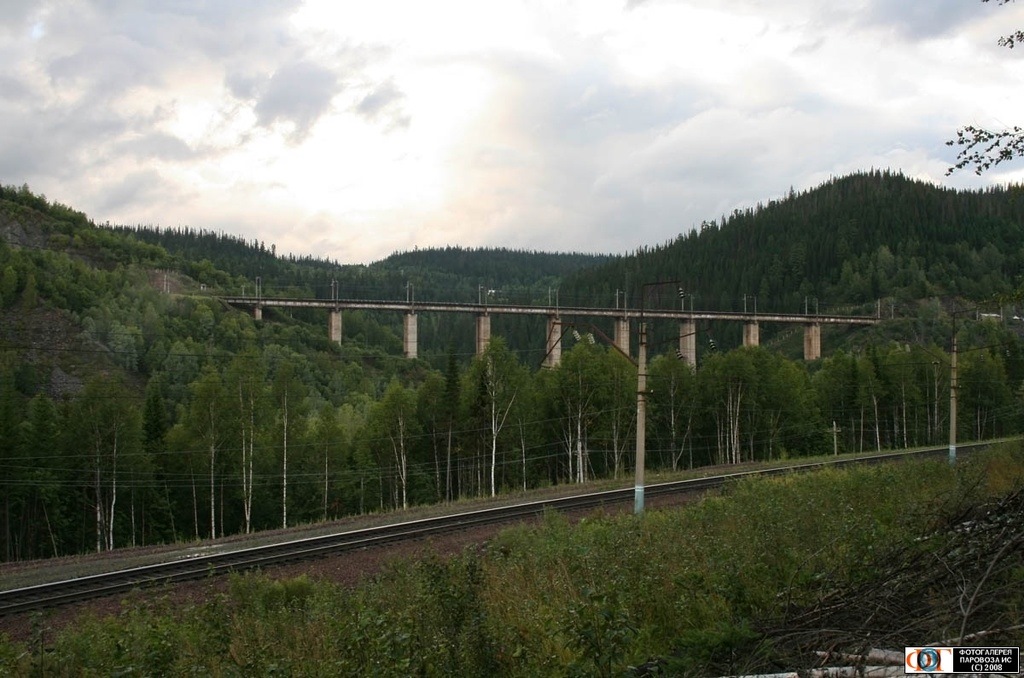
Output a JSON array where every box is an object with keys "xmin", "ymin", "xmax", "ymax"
[{"xmin": 635, "ymin": 321, "xmax": 647, "ymax": 514}]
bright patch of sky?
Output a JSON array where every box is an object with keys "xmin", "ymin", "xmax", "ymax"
[{"xmin": 1, "ymin": 0, "xmax": 1022, "ymax": 264}]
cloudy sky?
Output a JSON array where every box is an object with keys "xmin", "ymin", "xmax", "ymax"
[{"xmin": 3, "ymin": 1, "xmax": 1023, "ymax": 264}]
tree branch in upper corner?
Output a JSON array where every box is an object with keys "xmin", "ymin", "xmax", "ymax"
[
  {"xmin": 946, "ymin": 126, "xmax": 1024, "ymax": 176},
  {"xmin": 947, "ymin": 0, "xmax": 1022, "ymax": 175}
]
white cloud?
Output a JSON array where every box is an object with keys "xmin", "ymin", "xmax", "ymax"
[
  {"xmin": 2, "ymin": 0, "xmax": 1023, "ymax": 264},
  {"xmin": 253, "ymin": 60, "xmax": 341, "ymax": 140}
]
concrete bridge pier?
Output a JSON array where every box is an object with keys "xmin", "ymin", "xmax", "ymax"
[
  {"xmin": 743, "ymin": 321, "xmax": 760, "ymax": 347},
  {"xmin": 545, "ymin": 316, "xmax": 562, "ymax": 368},
  {"xmin": 803, "ymin": 323, "xmax": 821, "ymax": 361},
  {"xmin": 404, "ymin": 312, "xmax": 418, "ymax": 359},
  {"xmin": 329, "ymin": 309, "xmax": 341, "ymax": 344},
  {"xmin": 678, "ymin": 319, "xmax": 696, "ymax": 367},
  {"xmin": 254, "ymin": 305, "xmax": 263, "ymax": 322},
  {"xmin": 476, "ymin": 313, "xmax": 491, "ymax": 356},
  {"xmin": 613, "ymin": 317, "xmax": 629, "ymax": 356}
]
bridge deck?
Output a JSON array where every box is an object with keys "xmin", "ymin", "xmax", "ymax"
[{"xmin": 220, "ymin": 296, "xmax": 878, "ymax": 326}]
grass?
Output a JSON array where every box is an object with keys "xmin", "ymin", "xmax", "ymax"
[
  {"xmin": 3, "ymin": 443, "xmax": 1023, "ymax": 676},
  {"xmin": 0, "ymin": 441, "xmax": 966, "ymax": 591}
]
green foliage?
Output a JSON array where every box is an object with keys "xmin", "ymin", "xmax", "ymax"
[
  {"xmin": 7, "ymin": 450, "xmax": 1022, "ymax": 675},
  {"xmin": 31, "ymin": 598, "xmax": 180, "ymax": 675},
  {"xmin": 660, "ymin": 620, "xmax": 764, "ymax": 676},
  {"xmin": 564, "ymin": 170, "xmax": 1024, "ymax": 332},
  {"xmin": 565, "ymin": 587, "xmax": 637, "ymax": 677},
  {"xmin": 5, "ymin": 174, "xmax": 1024, "ymax": 565},
  {"xmin": 229, "ymin": 573, "xmax": 316, "ymax": 613}
]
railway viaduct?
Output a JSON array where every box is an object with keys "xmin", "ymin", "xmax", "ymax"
[{"xmin": 221, "ymin": 295, "xmax": 878, "ymax": 367}]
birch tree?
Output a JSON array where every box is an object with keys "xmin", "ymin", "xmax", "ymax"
[
  {"xmin": 857, "ymin": 354, "xmax": 885, "ymax": 452},
  {"xmin": 700, "ymin": 350, "xmax": 756, "ymax": 464},
  {"xmin": 0, "ymin": 362, "xmax": 19, "ymax": 560},
  {"xmin": 551, "ymin": 342, "xmax": 610, "ymax": 484},
  {"xmin": 649, "ymin": 354, "xmax": 697, "ymax": 471},
  {"xmin": 225, "ymin": 350, "xmax": 266, "ymax": 534},
  {"xmin": 602, "ymin": 349, "xmax": 636, "ymax": 479},
  {"xmin": 187, "ymin": 364, "xmax": 228, "ymax": 539},
  {"xmin": 959, "ymin": 350, "xmax": 1012, "ymax": 440},
  {"xmin": 368, "ymin": 379, "xmax": 419, "ymax": 510},
  {"xmin": 309, "ymin": 403, "xmax": 343, "ymax": 521},
  {"xmin": 416, "ymin": 371, "xmax": 447, "ymax": 502},
  {"xmin": 273, "ymin": 360, "xmax": 307, "ymax": 529},
  {"xmin": 16, "ymin": 394, "xmax": 63, "ymax": 558},
  {"xmin": 510, "ymin": 374, "xmax": 539, "ymax": 491},
  {"xmin": 467, "ymin": 338, "xmax": 523, "ymax": 497},
  {"xmin": 338, "ymin": 395, "xmax": 373, "ymax": 514},
  {"xmin": 142, "ymin": 379, "xmax": 173, "ymax": 544},
  {"xmin": 442, "ymin": 351, "xmax": 462, "ymax": 500},
  {"xmin": 752, "ymin": 350, "xmax": 821, "ymax": 460},
  {"xmin": 812, "ymin": 351, "xmax": 860, "ymax": 454},
  {"xmin": 73, "ymin": 375, "xmax": 142, "ymax": 551}
]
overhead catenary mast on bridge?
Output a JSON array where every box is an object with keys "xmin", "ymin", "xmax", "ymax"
[{"xmin": 221, "ymin": 288, "xmax": 878, "ymax": 365}]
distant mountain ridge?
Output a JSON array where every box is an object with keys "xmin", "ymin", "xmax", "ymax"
[
  {"xmin": 375, "ymin": 246, "xmax": 614, "ymax": 287},
  {"xmin": 114, "ymin": 225, "xmax": 611, "ymax": 303},
  {"xmin": 563, "ymin": 170, "xmax": 1024, "ymax": 312},
  {"xmin": 5, "ymin": 170, "xmax": 1023, "ymax": 320}
]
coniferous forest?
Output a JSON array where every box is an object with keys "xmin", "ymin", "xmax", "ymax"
[{"xmin": 2, "ymin": 171, "xmax": 1024, "ymax": 561}]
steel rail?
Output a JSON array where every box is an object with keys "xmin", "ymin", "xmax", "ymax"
[{"xmin": 0, "ymin": 441, "xmax": 992, "ymax": 616}]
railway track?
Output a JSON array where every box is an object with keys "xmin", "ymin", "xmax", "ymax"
[{"xmin": 0, "ymin": 442, "xmax": 992, "ymax": 616}]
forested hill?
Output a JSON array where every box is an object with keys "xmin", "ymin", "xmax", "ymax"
[
  {"xmin": 377, "ymin": 246, "xmax": 613, "ymax": 279},
  {"xmin": 371, "ymin": 246, "xmax": 614, "ymax": 303},
  {"xmin": 563, "ymin": 170, "xmax": 1024, "ymax": 312},
  {"xmin": 117, "ymin": 225, "xmax": 611, "ymax": 304},
  {"xmin": 5, "ymin": 176, "xmax": 1024, "ymax": 563}
]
